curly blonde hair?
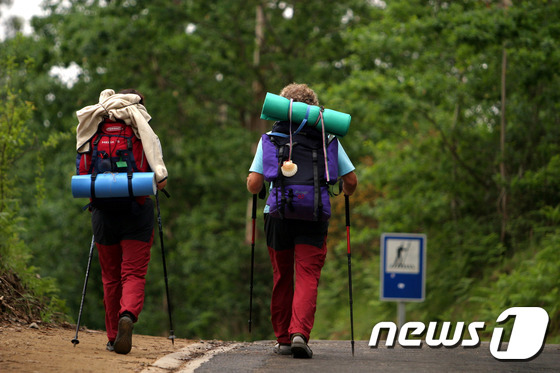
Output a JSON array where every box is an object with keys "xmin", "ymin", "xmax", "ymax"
[{"xmin": 279, "ymin": 83, "xmax": 319, "ymax": 106}]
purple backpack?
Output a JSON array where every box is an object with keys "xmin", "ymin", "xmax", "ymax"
[{"xmin": 262, "ymin": 121, "xmax": 339, "ymax": 221}]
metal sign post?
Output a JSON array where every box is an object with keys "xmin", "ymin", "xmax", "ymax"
[{"xmin": 380, "ymin": 233, "xmax": 427, "ymax": 326}]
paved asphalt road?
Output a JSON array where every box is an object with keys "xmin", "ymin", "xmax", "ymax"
[{"xmin": 170, "ymin": 340, "xmax": 559, "ymax": 373}]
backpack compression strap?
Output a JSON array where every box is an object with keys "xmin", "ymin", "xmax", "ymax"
[
  {"xmin": 312, "ymin": 149, "xmax": 323, "ymax": 221},
  {"xmin": 268, "ymin": 105, "xmax": 311, "ymax": 138},
  {"xmin": 126, "ymin": 137, "xmax": 134, "ymax": 197},
  {"xmin": 89, "ymin": 135, "xmax": 101, "ymax": 199},
  {"xmin": 277, "ymin": 146, "xmax": 285, "ymax": 219},
  {"xmin": 90, "ymin": 170, "xmax": 97, "ymax": 199},
  {"xmin": 294, "ymin": 105, "xmax": 311, "ymax": 135},
  {"xmin": 127, "ymin": 168, "xmax": 134, "ymax": 197}
]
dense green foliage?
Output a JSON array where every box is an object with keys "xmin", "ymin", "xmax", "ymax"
[
  {"xmin": 1, "ymin": 0, "xmax": 558, "ymax": 343},
  {"xmin": 0, "ymin": 47, "xmax": 66, "ymax": 322}
]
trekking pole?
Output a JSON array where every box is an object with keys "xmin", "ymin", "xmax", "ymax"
[
  {"xmin": 248, "ymin": 193, "xmax": 257, "ymax": 333},
  {"xmin": 71, "ymin": 235, "xmax": 95, "ymax": 346},
  {"xmin": 345, "ymin": 195, "xmax": 355, "ymax": 356},
  {"xmin": 156, "ymin": 191, "xmax": 175, "ymax": 345}
]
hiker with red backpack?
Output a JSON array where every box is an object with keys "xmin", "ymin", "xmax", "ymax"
[
  {"xmin": 75, "ymin": 89, "xmax": 168, "ymax": 354},
  {"xmin": 247, "ymin": 83, "xmax": 358, "ymax": 358}
]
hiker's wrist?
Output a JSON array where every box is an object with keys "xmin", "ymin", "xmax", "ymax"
[{"xmin": 157, "ymin": 179, "xmax": 167, "ymax": 190}]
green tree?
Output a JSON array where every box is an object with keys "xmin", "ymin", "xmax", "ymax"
[
  {"xmin": 0, "ymin": 40, "xmax": 65, "ymax": 322},
  {"xmin": 0, "ymin": 50, "xmax": 34, "ymax": 269},
  {"xmin": 315, "ymin": 0, "xmax": 560, "ymax": 339}
]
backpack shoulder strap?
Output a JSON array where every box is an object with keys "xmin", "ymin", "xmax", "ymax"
[{"xmin": 268, "ymin": 131, "xmax": 289, "ymax": 138}]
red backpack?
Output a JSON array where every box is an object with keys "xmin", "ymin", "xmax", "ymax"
[
  {"xmin": 78, "ymin": 120, "xmax": 151, "ymax": 207},
  {"xmin": 78, "ymin": 119, "xmax": 149, "ymax": 176}
]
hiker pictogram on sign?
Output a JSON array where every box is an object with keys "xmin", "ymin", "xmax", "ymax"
[
  {"xmin": 380, "ymin": 233, "xmax": 427, "ymax": 302},
  {"xmin": 387, "ymin": 240, "xmax": 420, "ymax": 274}
]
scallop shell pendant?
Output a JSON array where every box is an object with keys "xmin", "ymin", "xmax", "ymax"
[{"xmin": 281, "ymin": 160, "xmax": 298, "ymax": 177}]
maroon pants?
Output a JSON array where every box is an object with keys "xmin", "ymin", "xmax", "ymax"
[
  {"xmin": 91, "ymin": 198, "xmax": 154, "ymax": 341},
  {"xmin": 268, "ymin": 240, "xmax": 327, "ymax": 344},
  {"xmin": 97, "ymin": 237, "xmax": 152, "ymax": 341}
]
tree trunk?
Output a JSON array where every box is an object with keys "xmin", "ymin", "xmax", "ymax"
[{"xmin": 499, "ymin": 45, "xmax": 508, "ymax": 244}]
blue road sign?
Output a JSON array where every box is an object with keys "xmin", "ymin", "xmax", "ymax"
[{"xmin": 380, "ymin": 233, "xmax": 427, "ymax": 302}]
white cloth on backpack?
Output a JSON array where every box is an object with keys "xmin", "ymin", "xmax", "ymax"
[{"xmin": 76, "ymin": 89, "xmax": 168, "ymax": 183}]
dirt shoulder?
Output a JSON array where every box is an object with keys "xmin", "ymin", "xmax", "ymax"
[{"xmin": 0, "ymin": 322, "xmax": 195, "ymax": 372}]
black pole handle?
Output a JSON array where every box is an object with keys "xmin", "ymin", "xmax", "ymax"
[
  {"xmin": 252, "ymin": 193, "xmax": 257, "ymax": 219},
  {"xmin": 161, "ymin": 188, "xmax": 170, "ymax": 198}
]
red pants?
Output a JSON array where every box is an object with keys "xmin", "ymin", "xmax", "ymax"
[
  {"xmin": 91, "ymin": 198, "xmax": 154, "ymax": 341},
  {"xmin": 96, "ymin": 236, "xmax": 153, "ymax": 341},
  {"xmin": 268, "ymin": 241, "xmax": 327, "ymax": 344}
]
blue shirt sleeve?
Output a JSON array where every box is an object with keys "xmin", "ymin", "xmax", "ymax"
[
  {"xmin": 249, "ymin": 137, "xmax": 264, "ymax": 174},
  {"xmin": 337, "ymin": 141, "xmax": 355, "ymax": 177}
]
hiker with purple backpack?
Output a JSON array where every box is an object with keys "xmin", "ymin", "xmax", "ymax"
[{"xmin": 247, "ymin": 83, "xmax": 357, "ymax": 358}]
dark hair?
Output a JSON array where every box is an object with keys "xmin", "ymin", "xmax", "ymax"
[{"xmin": 119, "ymin": 89, "xmax": 145, "ymax": 105}]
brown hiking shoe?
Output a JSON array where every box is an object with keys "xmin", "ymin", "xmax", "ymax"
[{"xmin": 113, "ymin": 315, "xmax": 134, "ymax": 354}]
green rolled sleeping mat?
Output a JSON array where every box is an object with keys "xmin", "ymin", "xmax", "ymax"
[{"xmin": 260, "ymin": 92, "xmax": 351, "ymax": 137}]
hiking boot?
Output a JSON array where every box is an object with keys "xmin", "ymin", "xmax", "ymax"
[
  {"xmin": 291, "ymin": 333, "xmax": 313, "ymax": 359},
  {"xmin": 273, "ymin": 342, "xmax": 292, "ymax": 355},
  {"xmin": 106, "ymin": 341, "xmax": 114, "ymax": 352},
  {"xmin": 113, "ymin": 315, "xmax": 134, "ymax": 354}
]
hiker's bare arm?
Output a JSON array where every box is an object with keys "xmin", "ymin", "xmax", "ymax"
[
  {"xmin": 342, "ymin": 171, "xmax": 357, "ymax": 196},
  {"xmin": 247, "ymin": 172, "xmax": 264, "ymax": 194},
  {"xmin": 157, "ymin": 178, "xmax": 167, "ymax": 190}
]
